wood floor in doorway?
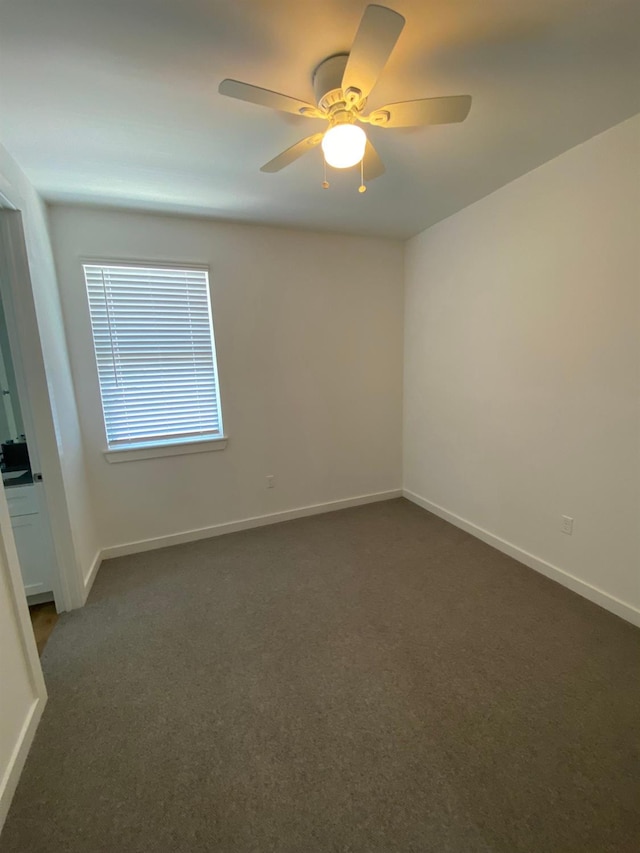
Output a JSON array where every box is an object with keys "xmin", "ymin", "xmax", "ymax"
[{"xmin": 29, "ymin": 602, "xmax": 58, "ymax": 656}]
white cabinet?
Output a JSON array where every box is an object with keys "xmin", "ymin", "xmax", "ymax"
[
  {"xmin": 5, "ymin": 486, "xmax": 38, "ymax": 517},
  {"xmin": 6, "ymin": 483, "xmax": 53, "ymax": 599}
]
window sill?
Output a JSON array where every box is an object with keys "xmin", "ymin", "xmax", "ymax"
[{"xmin": 104, "ymin": 436, "xmax": 228, "ymax": 463}]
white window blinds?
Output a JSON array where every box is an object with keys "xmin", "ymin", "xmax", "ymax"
[{"xmin": 83, "ymin": 263, "xmax": 223, "ymax": 450}]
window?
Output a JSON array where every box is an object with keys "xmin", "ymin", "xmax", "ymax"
[{"xmin": 83, "ymin": 262, "xmax": 224, "ymax": 458}]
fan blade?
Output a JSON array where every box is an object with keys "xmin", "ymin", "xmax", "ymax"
[
  {"xmin": 363, "ymin": 140, "xmax": 385, "ymax": 180},
  {"xmin": 371, "ymin": 95, "xmax": 472, "ymax": 128},
  {"xmin": 342, "ymin": 5, "xmax": 405, "ymax": 99},
  {"xmin": 261, "ymin": 133, "xmax": 324, "ymax": 173},
  {"xmin": 219, "ymin": 79, "xmax": 323, "ymax": 118}
]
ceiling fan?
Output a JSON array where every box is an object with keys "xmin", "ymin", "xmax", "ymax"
[{"xmin": 218, "ymin": 4, "xmax": 472, "ymax": 191}]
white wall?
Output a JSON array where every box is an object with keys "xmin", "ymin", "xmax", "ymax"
[
  {"xmin": 0, "ymin": 145, "xmax": 99, "ymax": 606},
  {"xmin": 0, "ymin": 298, "xmax": 25, "ymax": 441},
  {"xmin": 48, "ymin": 207, "xmax": 404, "ymax": 550},
  {"xmin": 404, "ymin": 114, "xmax": 640, "ymax": 624}
]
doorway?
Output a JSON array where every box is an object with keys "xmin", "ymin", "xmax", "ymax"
[{"xmin": 0, "ymin": 202, "xmax": 64, "ymax": 640}]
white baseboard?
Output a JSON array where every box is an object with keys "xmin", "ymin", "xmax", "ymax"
[
  {"xmin": 101, "ymin": 489, "xmax": 403, "ymax": 560},
  {"xmin": 0, "ymin": 696, "xmax": 44, "ymax": 832},
  {"xmin": 403, "ymin": 489, "xmax": 640, "ymax": 628},
  {"xmin": 82, "ymin": 549, "xmax": 103, "ymax": 603}
]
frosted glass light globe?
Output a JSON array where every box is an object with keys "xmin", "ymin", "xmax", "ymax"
[{"xmin": 321, "ymin": 124, "xmax": 367, "ymax": 169}]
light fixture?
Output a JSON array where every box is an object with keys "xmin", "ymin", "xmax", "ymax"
[{"xmin": 321, "ymin": 123, "xmax": 367, "ymax": 169}]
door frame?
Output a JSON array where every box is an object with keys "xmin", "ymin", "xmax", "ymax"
[
  {"xmin": 0, "ymin": 160, "xmax": 47, "ymax": 838},
  {"xmin": 0, "ymin": 187, "xmax": 78, "ymax": 612}
]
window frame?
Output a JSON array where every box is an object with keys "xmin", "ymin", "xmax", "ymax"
[{"xmin": 81, "ymin": 258, "xmax": 227, "ymax": 463}]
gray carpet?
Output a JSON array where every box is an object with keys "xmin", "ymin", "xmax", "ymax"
[{"xmin": 2, "ymin": 499, "xmax": 639, "ymax": 852}]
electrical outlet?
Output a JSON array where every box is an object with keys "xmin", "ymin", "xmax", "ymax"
[
  {"xmin": 266, "ymin": 475, "xmax": 275, "ymax": 489},
  {"xmin": 561, "ymin": 515, "xmax": 573, "ymax": 535}
]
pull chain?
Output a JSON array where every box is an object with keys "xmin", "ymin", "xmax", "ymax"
[
  {"xmin": 359, "ymin": 158, "xmax": 366, "ymax": 193},
  {"xmin": 322, "ymin": 158, "xmax": 329, "ymax": 190}
]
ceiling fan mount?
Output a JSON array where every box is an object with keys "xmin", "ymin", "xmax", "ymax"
[{"xmin": 218, "ymin": 4, "xmax": 472, "ymax": 185}]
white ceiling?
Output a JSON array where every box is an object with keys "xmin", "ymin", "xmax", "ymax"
[{"xmin": 1, "ymin": 0, "xmax": 639, "ymax": 239}]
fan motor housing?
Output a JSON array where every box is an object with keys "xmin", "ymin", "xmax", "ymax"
[
  {"xmin": 313, "ymin": 54, "xmax": 348, "ymax": 104},
  {"xmin": 314, "ymin": 53, "xmax": 365, "ymax": 116}
]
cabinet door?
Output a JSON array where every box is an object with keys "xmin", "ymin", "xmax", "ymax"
[
  {"xmin": 11, "ymin": 515, "xmax": 51, "ymax": 597},
  {"xmin": 5, "ymin": 486, "xmax": 38, "ymax": 517}
]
